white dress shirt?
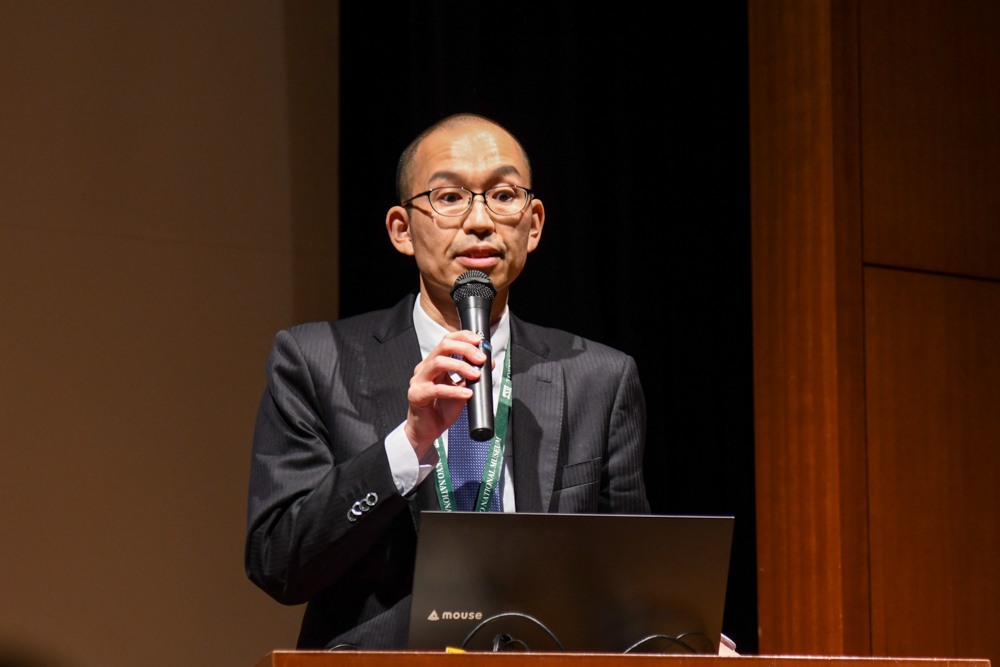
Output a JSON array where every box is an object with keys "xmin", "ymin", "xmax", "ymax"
[{"xmin": 382, "ymin": 293, "xmax": 516, "ymax": 511}]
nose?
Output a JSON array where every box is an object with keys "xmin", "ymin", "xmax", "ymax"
[{"xmin": 462, "ymin": 195, "xmax": 496, "ymax": 234}]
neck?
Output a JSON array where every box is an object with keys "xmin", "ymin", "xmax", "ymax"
[{"xmin": 419, "ymin": 276, "xmax": 509, "ymax": 332}]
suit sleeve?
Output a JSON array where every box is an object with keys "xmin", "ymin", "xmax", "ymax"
[
  {"xmin": 245, "ymin": 330, "xmax": 409, "ymax": 605},
  {"xmin": 601, "ymin": 355, "xmax": 651, "ymax": 513}
]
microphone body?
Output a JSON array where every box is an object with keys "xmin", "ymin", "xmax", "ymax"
[{"xmin": 451, "ymin": 271, "xmax": 497, "ymax": 441}]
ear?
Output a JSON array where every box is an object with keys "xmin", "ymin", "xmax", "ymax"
[
  {"xmin": 526, "ymin": 198, "xmax": 545, "ymax": 253},
  {"xmin": 385, "ymin": 205, "xmax": 415, "ymax": 256}
]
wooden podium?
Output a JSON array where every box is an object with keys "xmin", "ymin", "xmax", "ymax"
[{"xmin": 254, "ymin": 653, "xmax": 991, "ymax": 667}]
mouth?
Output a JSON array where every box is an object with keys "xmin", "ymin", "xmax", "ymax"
[{"xmin": 455, "ymin": 246, "xmax": 502, "ymax": 269}]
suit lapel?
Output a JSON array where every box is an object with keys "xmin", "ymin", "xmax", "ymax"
[
  {"xmin": 510, "ymin": 315, "xmax": 565, "ymax": 513},
  {"xmin": 367, "ymin": 294, "xmax": 441, "ymax": 523},
  {"xmin": 369, "ymin": 294, "xmax": 420, "ymax": 433}
]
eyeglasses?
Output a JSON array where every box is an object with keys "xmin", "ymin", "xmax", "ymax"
[{"xmin": 402, "ymin": 185, "xmax": 534, "ymax": 217}]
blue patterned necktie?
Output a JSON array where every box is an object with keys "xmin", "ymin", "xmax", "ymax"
[{"xmin": 448, "ymin": 405, "xmax": 501, "ymax": 512}]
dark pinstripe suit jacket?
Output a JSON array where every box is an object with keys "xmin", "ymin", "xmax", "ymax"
[{"xmin": 245, "ymin": 294, "xmax": 648, "ymax": 650}]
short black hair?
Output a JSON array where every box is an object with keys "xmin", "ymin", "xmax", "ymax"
[{"xmin": 396, "ymin": 113, "xmax": 533, "ymax": 202}]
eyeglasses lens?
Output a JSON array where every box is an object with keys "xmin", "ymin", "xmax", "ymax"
[{"xmin": 429, "ymin": 187, "xmax": 526, "ymax": 216}]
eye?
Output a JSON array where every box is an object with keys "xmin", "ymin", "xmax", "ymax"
[
  {"xmin": 431, "ymin": 188, "xmax": 469, "ymax": 205},
  {"xmin": 489, "ymin": 187, "xmax": 516, "ymax": 203}
]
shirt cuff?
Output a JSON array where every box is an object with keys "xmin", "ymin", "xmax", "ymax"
[{"xmin": 384, "ymin": 421, "xmax": 438, "ymax": 496}]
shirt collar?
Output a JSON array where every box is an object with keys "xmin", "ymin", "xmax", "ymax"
[{"xmin": 413, "ymin": 292, "xmax": 510, "ymax": 360}]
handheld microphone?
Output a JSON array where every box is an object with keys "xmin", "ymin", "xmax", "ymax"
[{"xmin": 450, "ymin": 270, "xmax": 497, "ymax": 441}]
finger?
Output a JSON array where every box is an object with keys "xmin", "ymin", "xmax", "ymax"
[
  {"xmin": 413, "ymin": 349, "xmax": 467, "ymax": 375},
  {"xmin": 430, "ymin": 338, "xmax": 488, "ymax": 365},
  {"xmin": 408, "ymin": 383, "xmax": 473, "ymax": 405},
  {"xmin": 417, "ymin": 356, "xmax": 483, "ymax": 382},
  {"xmin": 435, "ymin": 334, "xmax": 487, "ymax": 356},
  {"xmin": 442, "ymin": 329, "xmax": 485, "ymax": 345}
]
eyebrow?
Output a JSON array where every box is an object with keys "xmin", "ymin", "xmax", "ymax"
[{"xmin": 427, "ymin": 165, "xmax": 523, "ymax": 186}]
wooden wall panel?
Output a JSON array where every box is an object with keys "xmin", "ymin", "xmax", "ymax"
[
  {"xmin": 860, "ymin": 1, "xmax": 1000, "ymax": 280},
  {"xmin": 829, "ymin": 1, "xmax": 872, "ymax": 654},
  {"xmin": 865, "ymin": 267, "xmax": 1000, "ymax": 662},
  {"xmin": 749, "ymin": 0, "xmax": 869, "ymax": 655},
  {"xmin": 753, "ymin": 0, "xmax": 1000, "ymax": 659}
]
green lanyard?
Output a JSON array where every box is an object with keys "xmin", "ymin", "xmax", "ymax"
[{"xmin": 431, "ymin": 346, "xmax": 512, "ymax": 512}]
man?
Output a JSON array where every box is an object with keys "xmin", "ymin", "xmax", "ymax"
[{"xmin": 246, "ymin": 114, "xmax": 649, "ymax": 650}]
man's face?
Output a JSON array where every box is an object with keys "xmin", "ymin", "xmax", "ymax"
[{"xmin": 386, "ymin": 123, "xmax": 544, "ymax": 301}]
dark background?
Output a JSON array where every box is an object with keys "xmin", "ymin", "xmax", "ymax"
[{"xmin": 339, "ymin": 1, "xmax": 756, "ymax": 652}]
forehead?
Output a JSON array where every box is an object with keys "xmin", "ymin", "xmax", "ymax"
[{"xmin": 413, "ymin": 123, "xmax": 527, "ymax": 184}]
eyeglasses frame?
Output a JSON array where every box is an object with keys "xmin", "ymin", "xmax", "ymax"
[{"xmin": 401, "ymin": 185, "xmax": 535, "ymax": 217}]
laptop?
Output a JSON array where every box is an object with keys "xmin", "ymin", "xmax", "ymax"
[{"xmin": 407, "ymin": 512, "xmax": 734, "ymax": 653}]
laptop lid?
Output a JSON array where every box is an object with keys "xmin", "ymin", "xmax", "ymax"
[{"xmin": 407, "ymin": 512, "xmax": 734, "ymax": 653}]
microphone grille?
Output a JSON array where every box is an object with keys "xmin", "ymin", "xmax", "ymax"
[{"xmin": 450, "ymin": 270, "xmax": 497, "ymax": 303}]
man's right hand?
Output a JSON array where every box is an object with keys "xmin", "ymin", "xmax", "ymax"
[{"xmin": 404, "ymin": 330, "xmax": 493, "ymax": 460}]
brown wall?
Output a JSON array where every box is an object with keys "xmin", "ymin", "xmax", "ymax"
[
  {"xmin": 749, "ymin": 0, "xmax": 869, "ymax": 654},
  {"xmin": 751, "ymin": 0, "xmax": 1000, "ymax": 661},
  {"xmin": 859, "ymin": 1, "xmax": 1000, "ymax": 660},
  {"xmin": 860, "ymin": 1, "xmax": 1000, "ymax": 280},
  {"xmin": 865, "ymin": 268, "xmax": 1000, "ymax": 659},
  {"xmin": 0, "ymin": 3, "xmax": 338, "ymax": 666}
]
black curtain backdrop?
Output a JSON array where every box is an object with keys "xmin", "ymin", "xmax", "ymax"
[{"xmin": 339, "ymin": 1, "xmax": 756, "ymax": 653}]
